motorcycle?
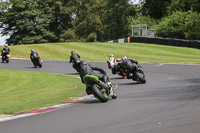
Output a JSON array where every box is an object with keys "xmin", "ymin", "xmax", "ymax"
[
  {"xmin": 31, "ymin": 55, "xmax": 42, "ymax": 68},
  {"xmin": 129, "ymin": 63, "xmax": 146, "ymax": 83},
  {"xmin": 1, "ymin": 50, "xmax": 9, "ymax": 63},
  {"xmin": 107, "ymin": 57, "xmax": 126, "ymax": 77},
  {"xmin": 83, "ymin": 75, "xmax": 117, "ymax": 102},
  {"xmin": 107, "ymin": 55, "xmax": 116, "ymax": 69}
]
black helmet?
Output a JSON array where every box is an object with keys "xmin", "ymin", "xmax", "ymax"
[{"xmin": 31, "ymin": 49, "xmax": 34, "ymax": 52}]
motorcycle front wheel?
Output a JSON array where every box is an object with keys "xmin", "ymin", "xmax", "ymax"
[{"xmin": 92, "ymin": 84, "xmax": 108, "ymax": 103}]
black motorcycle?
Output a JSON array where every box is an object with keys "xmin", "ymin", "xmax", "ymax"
[
  {"xmin": 129, "ymin": 63, "xmax": 146, "ymax": 83},
  {"xmin": 1, "ymin": 50, "xmax": 9, "ymax": 63},
  {"xmin": 111, "ymin": 60, "xmax": 126, "ymax": 78},
  {"xmin": 31, "ymin": 55, "xmax": 42, "ymax": 68}
]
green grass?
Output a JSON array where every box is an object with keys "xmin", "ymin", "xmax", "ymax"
[
  {"xmin": 0, "ymin": 69, "xmax": 85, "ymax": 115},
  {"xmin": 3, "ymin": 42, "xmax": 200, "ymax": 63}
]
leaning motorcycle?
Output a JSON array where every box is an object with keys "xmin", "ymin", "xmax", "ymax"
[
  {"xmin": 107, "ymin": 57, "xmax": 126, "ymax": 78},
  {"xmin": 107, "ymin": 56, "xmax": 116, "ymax": 69},
  {"xmin": 31, "ymin": 56, "xmax": 42, "ymax": 68},
  {"xmin": 111, "ymin": 59, "xmax": 126, "ymax": 78},
  {"xmin": 129, "ymin": 63, "xmax": 146, "ymax": 83},
  {"xmin": 1, "ymin": 50, "xmax": 9, "ymax": 63},
  {"xmin": 83, "ymin": 75, "xmax": 117, "ymax": 102}
]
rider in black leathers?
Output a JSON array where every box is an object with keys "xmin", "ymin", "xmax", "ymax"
[
  {"xmin": 79, "ymin": 61, "xmax": 111, "ymax": 95},
  {"xmin": 121, "ymin": 56, "xmax": 138, "ymax": 79},
  {"xmin": 1, "ymin": 44, "xmax": 10, "ymax": 56},
  {"xmin": 30, "ymin": 49, "xmax": 39, "ymax": 60},
  {"xmin": 69, "ymin": 51, "xmax": 81, "ymax": 71}
]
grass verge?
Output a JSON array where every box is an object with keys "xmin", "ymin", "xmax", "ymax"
[
  {"xmin": 3, "ymin": 42, "xmax": 200, "ymax": 64},
  {"xmin": 0, "ymin": 68, "xmax": 85, "ymax": 115}
]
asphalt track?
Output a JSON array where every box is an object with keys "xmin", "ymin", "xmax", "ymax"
[{"xmin": 0, "ymin": 59, "xmax": 200, "ymax": 133}]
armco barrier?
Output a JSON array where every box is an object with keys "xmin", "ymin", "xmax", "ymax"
[{"xmin": 130, "ymin": 37, "xmax": 200, "ymax": 49}]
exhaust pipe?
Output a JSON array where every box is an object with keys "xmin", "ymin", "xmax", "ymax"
[{"xmin": 97, "ymin": 80, "xmax": 109, "ymax": 89}]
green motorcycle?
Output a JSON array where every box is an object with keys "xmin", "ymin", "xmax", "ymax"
[{"xmin": 83, "ymin": 75, "xmax": 117, "ymax": 102}]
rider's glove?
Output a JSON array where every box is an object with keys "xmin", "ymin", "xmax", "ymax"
[{"xmin": 102, "ymin": 70, "xmax": 107, "ymax": 74}]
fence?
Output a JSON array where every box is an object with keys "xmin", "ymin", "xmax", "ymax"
[{"xmin": 108, "ymin": 37, "xmax": 200, "ymax": 49}]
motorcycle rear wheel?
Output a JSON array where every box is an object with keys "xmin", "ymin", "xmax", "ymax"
[
  {"xmin": 134, "ymin": 71, "xmax": 146, "ymax": 83},
  {"xmin": 92, "ymin": 84, "xmax": 108, "ymax": 102}
]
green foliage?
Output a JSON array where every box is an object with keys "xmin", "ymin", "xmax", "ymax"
[
  {"xmin": 102, "ymin": 0, "xmax": 131, "ymax": 40},
  {"xmin": 141, "ymin": 0, "xmax": 171, "ymax": 19},
  {"xmin": 86, "ymin": 32, "xmax": 97, "ymax": 42},
  {"xmin": 0, "ymin": 0, "xmax": 138, "ymax": 43},
  {"xmin": 0, "ymin": 0, "xmax": 73, "ymax": 45},
  {"xmin": 155, "ymin": 11, "xmax": 200, "ymax": 40},
  {"xmin": 73, "ymin": 0, "xmax": 105, "ymax": 42},
  {"xmin": 60, "ymin": 29, "xmax": 77, "ymax": 42},
  {"xmin": 167, "ymin": 0, "xmax": 200, "ymax": 15}
]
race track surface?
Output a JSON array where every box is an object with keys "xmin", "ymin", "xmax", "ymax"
[{"xmin": 0, "ymin": 59, "xmax": 200, "ymax": 133}]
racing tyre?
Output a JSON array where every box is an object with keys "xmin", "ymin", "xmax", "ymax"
[
  {"xmin": 134, "ymin": 71, "xmax": 146, "ymax": 83},
  {"xmin": 92, "ymin": 84, "xmax": 108, "ymax": 102}
]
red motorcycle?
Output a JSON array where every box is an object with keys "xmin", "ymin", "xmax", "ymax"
[
  {"xmin": 107, "ymin": 55, "xmax": 126, "ymax": 78},
  {"xmin": 107, "ymin": 55, "xmax": 116, "ymax": 69}
]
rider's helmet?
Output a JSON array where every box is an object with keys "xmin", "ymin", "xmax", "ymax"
[
  {"xmin": 122, "ymin": 56, "xmax": 127, "ymax": 61},
  {"xmin": 4, "ymin": 44, "xmax": 8, "ymax": 47},
  {"xmin": 31, "ymin": 49, "xmax": 34, "ymax": 53},
  {"xmin": 109, "ymin": 54, "xmax": 113, "ymax": 58},
  {"xmin": 71, "ymin": 51, "xmax": 75, "ymax": 54}
]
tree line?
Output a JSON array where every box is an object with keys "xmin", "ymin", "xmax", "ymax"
[{"xmin": 0, "ymin": 0, "xmax": 200, "ymax": 45}]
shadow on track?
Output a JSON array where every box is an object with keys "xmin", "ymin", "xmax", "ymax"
[
  {"xmin": 117, "ymin": 82, "xmax": 141, "ymax": 86},
  {"xmin": 110, "ymin": 77, "xmax": 125, "ymax": 80},
  {"xmin": 79, "ymin": 99, "xmax": 102, "ymax": 104},
  {"xmin": 65, "ymin": 73, "xmax": 79, "ymax": 75}
]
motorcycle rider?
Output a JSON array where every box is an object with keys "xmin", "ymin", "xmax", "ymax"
[
  {"xmin": 121, "ymin": 56, "xmax": 138, "ymax": 79},
  {"xmin": 69, "ymin": 51, "xmax": 81, "ymax": 71},
  {"xmin": 79, "ymin": 60, "xmax": 114, "ymax": 95},
  {"xmin": 1, "ymin": 44, "xmax": 10, "ymax": 56},
  {"xmin": 30, "ymin": 49, "xmax": 39, "ymax": 60},
  {"xmin": 107, "ymin": 54, "xmax": 116, "ymax": 69}
]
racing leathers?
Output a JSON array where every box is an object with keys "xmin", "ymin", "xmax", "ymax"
[
  {"xmin": 69, "ymin": 53, "xmax": 81, "ymax": 70},
  {"xmin": 30, "ymin": 50, "xmax": 39, "ymax": 61},
  {"xmin": 1, "ymin": 46, "xmax": 10, "ymax": 56},
  {"xmin": 122, "ymin": 59, "xmax": 138, "ymax": 79}
]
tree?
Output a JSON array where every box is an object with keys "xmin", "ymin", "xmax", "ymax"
[
  {"xmin": 167, "ymin": 0, "xmax": 200, "ymax": 15},
  {"xmin": 155, "ymin": 11, "xmax": 200, "ymax": 40},
  {"xmin": 141, "ymin": 0, "xmax": 171, "ymax": 19},
  {"xmin": 0, "ymin": 0, "xmax": 73, "ymax": 45},
  {"xmin": 102, "ymin": 0, "xmax": 131, "ymax": 41},
  {"xmin": 72, "ymin": 0, "xmax": 106, "ymax": 42}
]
